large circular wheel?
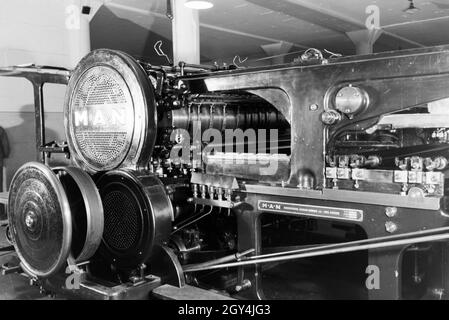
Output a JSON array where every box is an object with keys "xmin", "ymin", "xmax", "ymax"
[
  {"xmin": 53, "ymin": 166, "xmax": 104, "ymax": 263},
  {"xmin": 64, "ymin": 49, "xmax": 157, "ymax": 173},
  {"xmin": 96, "ymin": 170, "xmax": 173, "ymax": 270},
  {"xmin": 8, "ymin": 163, "xmax": 104, "ymax": 278},
  {"xmin": 8, "ymin": 162, "xmax": 72, "ymax": 278}
]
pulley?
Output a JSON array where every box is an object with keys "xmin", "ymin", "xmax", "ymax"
[
  {"xmin": 53, "ymin": 166, "xmax": 104, "ymax": 263},
  {"xmin": 95, "ymin": 170, "xmax": 173, "ymax": 270},
  {"xmin": 8, "ymin": 162, "xmax": 103, "ymax": 278}
]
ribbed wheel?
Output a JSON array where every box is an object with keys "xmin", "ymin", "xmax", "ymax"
[
  {"xmin": 8, "ymin": 162, "xmax": 72, "ymax": 278},
  {"xmin": 96, "ymin": 170, "xmax": 173, "ymax": 270}
]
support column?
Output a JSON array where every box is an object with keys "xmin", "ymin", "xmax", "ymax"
[
  {"xmin": 261, "ymin": 41, "xmax": 294, "ymax": 65},
  {"xmin": 346, "ymin": 28, "xmax": 383, "ymax": 55},
  {"xmin": 171, "ymin": 0, "xmax": 200, "ymax": 65}
]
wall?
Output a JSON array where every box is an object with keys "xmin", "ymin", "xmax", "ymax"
[
  {"xmin": 0, "ymin": 80, "xmax": 68, "ymax": 187},
  {"xmin": 91, "ymin": 6, "xmax": 174, "ymax": 66},
  {"xmin": 0, "ymin": 0, "xmax": 91, "ymax": 187}
]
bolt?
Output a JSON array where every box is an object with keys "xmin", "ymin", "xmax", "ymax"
[
  {"xmin": 413, "ymin": 275, "xmax": 422, "ymax": 284},
  {"xmin": 130, "ymin": 276, "xmax": 141, "ymax": 284},
  {"xmin": 432, "ymin": 288, "xmax": 445, "ymax": 300},
  {"xmin": 321, "ymin": 110, "xmax": 341, "ymax": 125},
  {"xmin": 385, "ymin": 207, "xmax": 398, "ymax": 218},
  {"xmin": 25, "ymin": 211, "xmax": 37, "ymax": 229},
  {"xmin": 385, "ymin": 221, "xmax": 398, "ymax": 233},
  {"xmin": 235, "ymin": 279, "xmax": 252, "ymax": 292},
  {"xmin": 29, "ymin": 278, "xmax": 38, "ymax": 286},
  {"xmin": 309, "ymin": 104, "xmax": 319, "ymax": 111}
]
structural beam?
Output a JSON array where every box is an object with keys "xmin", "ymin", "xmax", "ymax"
[
  {"xmin": 261, "ymin": 41, "xmax": 294, "ymax": 64},
  {"xmin": 246, "ymin": 0, "xmax": 424, "ymax": 52},
  {"xmin": 105, "ymin": 2, "xmax": 309, "ymax": 58}
]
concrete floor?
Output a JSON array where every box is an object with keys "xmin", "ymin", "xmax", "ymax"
[{"xmin": 0, "ymin": 226, "xmax": 53, "ymax": 300}]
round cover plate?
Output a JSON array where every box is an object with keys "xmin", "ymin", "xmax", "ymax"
[
  {"xmin": 64, "ymin": 49, "xmax": 157, "ymax": 173},
  {"xmin": 8, "ymin": 162, "xmax": 72, "ymax": 278}
]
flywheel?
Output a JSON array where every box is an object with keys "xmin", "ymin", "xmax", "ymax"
[{"xmin": 8, "ymin": 162, "xmax": 103, "ymax": 278}]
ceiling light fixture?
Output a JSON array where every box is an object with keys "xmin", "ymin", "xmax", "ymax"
[
  {"xmin": 184, "ymin": 0, "xmax": 214, "ymax": 10},
  {"xmin": 404, "ymin": 0, "xmax": 420, "ymax": 14}
]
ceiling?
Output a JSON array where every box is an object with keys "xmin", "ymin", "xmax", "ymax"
[{"xmin": 91, "ymin": 0, "xmax": 449, "ymax": 66}]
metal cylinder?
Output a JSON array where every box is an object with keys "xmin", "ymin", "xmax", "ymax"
[{"xmin": 166, "ymin": 96, "xmax": 287, "ymax": 132}]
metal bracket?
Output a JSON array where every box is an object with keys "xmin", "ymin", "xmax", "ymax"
[{"xmin": 1, "ymin": 262, "xmax": 22, "ymax": 276}]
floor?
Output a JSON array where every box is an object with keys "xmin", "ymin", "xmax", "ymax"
[{"xmin": 0, "ymin": 226, "xmax": 53, "ymax": 300}]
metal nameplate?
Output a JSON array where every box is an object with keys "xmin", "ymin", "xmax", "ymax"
[{"xmin": 258, "ymin": 200, "xmax": 363, "ymax": 222}]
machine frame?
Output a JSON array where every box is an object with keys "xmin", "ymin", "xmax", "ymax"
[{"xmin": 3, "ymin": 45, "xmax": 449, "ymax": 300}]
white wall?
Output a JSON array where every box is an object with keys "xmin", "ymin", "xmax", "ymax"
[{"xmin": 0, "ymin": 0, "xmax": 92, "ymax": 186}]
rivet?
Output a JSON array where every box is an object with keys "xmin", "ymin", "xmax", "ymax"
[
  {"xmin": 309, "ymin": 104, "xmax": 319, "ymax": 111},
  {"xmin": 385, "ymin": 207, "xmax": 397, "ymax": 218},
  {"xmin": 385, "ymin": 221, "xmax": 398, "ymax": 233}
]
